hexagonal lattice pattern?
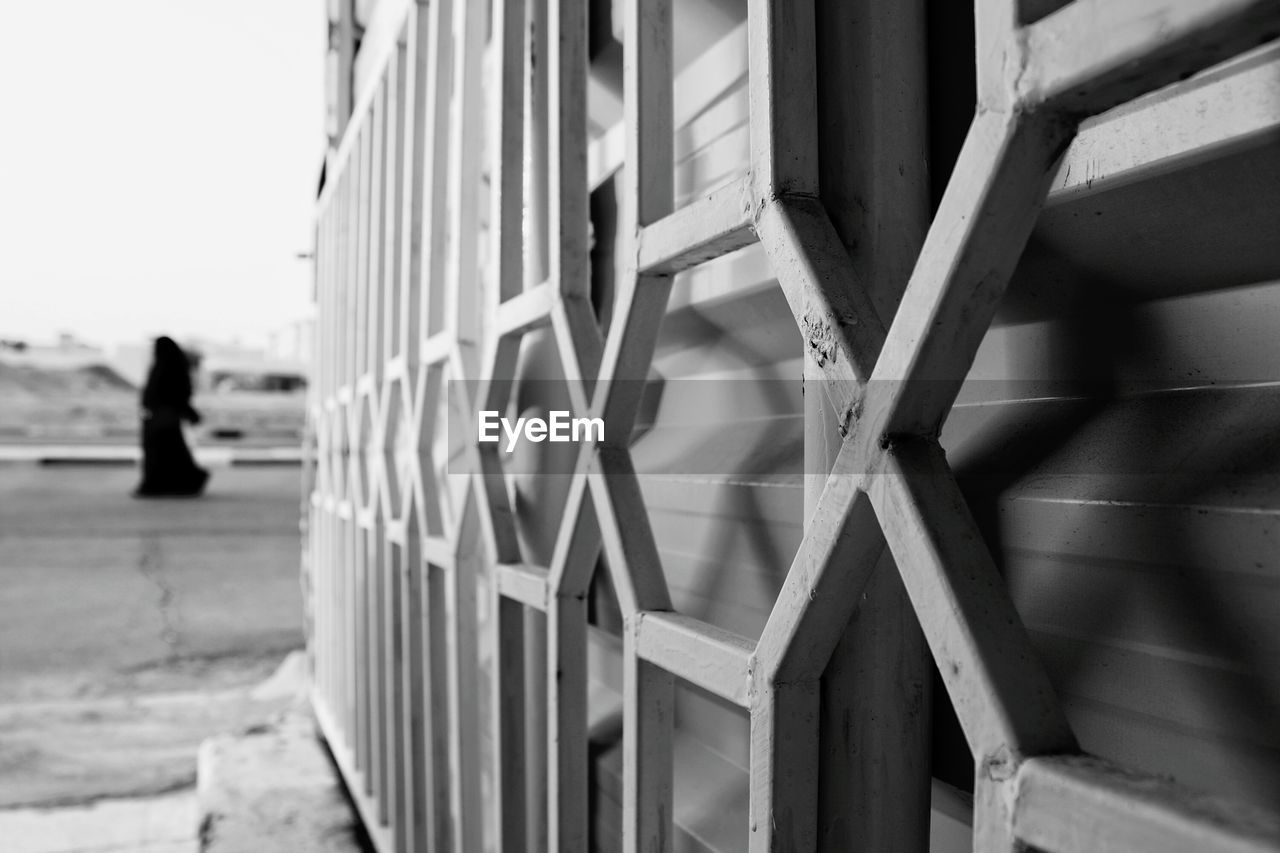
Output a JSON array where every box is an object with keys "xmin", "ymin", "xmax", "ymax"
[
  {"xmin": 307, "ymin": 1, "xmax": 1280, "ymax": 852},
  {"xmin": 350, "ymin": 383, "xmax": 380, "ymax": 517},
  {"xmin": 377, "ymin": 364, "xmax": 417, "ymax": 528}
]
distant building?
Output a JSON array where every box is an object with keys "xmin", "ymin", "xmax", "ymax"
[
  {"xmin": 0, "ymin": 333, "xmax": 108, "ymax": 372},
  {"xmin": 202, "ymin": 356, "xmax": 308, "ymax": 394}
]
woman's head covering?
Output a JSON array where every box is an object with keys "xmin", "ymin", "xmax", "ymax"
[
  {"xmin": 153, "ymin": 336, "xmax": 188, "ymax": 367},
  {"xmin": 143, "ymin": 336, "xmax": 192, "ymax": 406}
]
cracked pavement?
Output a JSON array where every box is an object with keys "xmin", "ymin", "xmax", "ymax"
[{"xmin": 0, "ymin": 463, "xmax": 306, "ymax": 809}]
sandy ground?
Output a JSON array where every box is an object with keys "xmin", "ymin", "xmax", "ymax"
[{"xmin": 0, "ymin": 463, "xmax": 308, "ymax": 809}]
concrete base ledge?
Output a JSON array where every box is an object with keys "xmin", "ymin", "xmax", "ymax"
[{"xmin": 196, "ymin": 708, "xmax": 367, "ymax": 853}]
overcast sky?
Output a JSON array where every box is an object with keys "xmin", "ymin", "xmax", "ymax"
[{"xmin": 0, "ymin": 0, "xmax": 326, "ymax": 349}]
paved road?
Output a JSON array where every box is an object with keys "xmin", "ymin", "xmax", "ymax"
[
  {"xmin": 0, "ymin": 462, "xmax": 309, "ymax": 809},
  {"xmin": 0, "ymin": 463, "xmax": 306, "ymax": 702}
]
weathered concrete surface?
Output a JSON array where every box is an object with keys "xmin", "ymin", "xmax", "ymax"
[
  {"xmin": 197, "ymin": 703, "xmax": 367, "ymax": 853},
  {"xmin": 0, "ymin": 791, "xmax": 198, "ymax": 853},
  {"xmin": 0, "ymin": 652, "xmax": 314, "ymax": 811},
  {"xmin": 0, "ymin": 463, "xmax": 306, "ymax": 808},
  {"xmin": 0, "ymin": 654, "xmax": 321, "ymax": 853}
]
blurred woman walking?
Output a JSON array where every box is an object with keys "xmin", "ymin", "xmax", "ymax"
[{"xmin": 133, "ymin": 336, "xmax": 208, "ymax": 497}]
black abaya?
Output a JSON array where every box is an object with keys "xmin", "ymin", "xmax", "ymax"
[{"xmin": 134, "ymin": 337, "xmax": 209, "ymax": 497}]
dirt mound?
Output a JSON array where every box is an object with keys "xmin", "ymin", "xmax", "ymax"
[
  {"xmin": 77, "ymin": 363, "xmax": 136, "ymax": 392},
  {"xmin": 0, "ymin": 362, "xmax": 135, "ymax": 399},
  {"xmin": 0, "ymin": 363, "xmax": 303, "ymax": 444}
]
